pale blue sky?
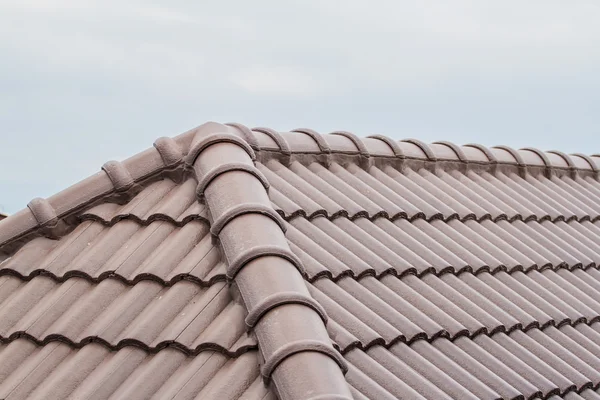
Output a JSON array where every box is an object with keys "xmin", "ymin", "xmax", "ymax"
[{"xmin": 1, "ymin": 0, "xmax": 599, "ymax": 214}]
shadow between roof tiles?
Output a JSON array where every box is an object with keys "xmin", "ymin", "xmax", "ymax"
[
  {"xmin": 1, "ymin": 260, "xmax": 598, "ymax": 303},
  {"xmin": 301, "ymin": 255, "xmax": 600, "ymax": 284},
  {"xmin": 71, "ymin": 200, "xmax": 600, "ymax": 240},
  {"xmin": 334, "ymin": 316, "xmax": 600, "ymax": 355},
  {"xmin": 277, "ymin": 209, "xmax": 600, "ymax": 224},
  {"xmin": 0, "ymin": 211, "xmax": 598, "ymax": 286},
  {"xmin": 0, "ymin": 305, "xmax": 597, "ymax": 353},
  {"xmin": 4, "ymin": 209, "xmax": 600, "ymax": 287},
  {"xmin": 3, "ymin": 315, "xmax": 600, "ymax": 400},
  {"xmin": 548, "ymin": 385, "xmax": 600, "ymax": 400},
  {"xmin": 78, "ymin": 212, "xmax": 211, "ymax": 227},
  {"xmin": 0, "ymin": 333, "xmax": 257, "ymax": 357},
  {"xmin": 0, "ymin": 267, "xmax": 227, "ymax": 287}
]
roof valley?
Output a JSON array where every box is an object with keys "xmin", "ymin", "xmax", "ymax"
[{"xmin": 188, "ymin": 122, "xmax": 351, "ymax": 400}]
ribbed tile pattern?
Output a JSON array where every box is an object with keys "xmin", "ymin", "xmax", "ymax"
[
  {"xmin": 0, "ymin": 177, "xmax": 218, "ymax": 285},
  {"xmin": 262, "ymin": 160, "xmax": 600, "ymax": 222},
  {"xmin": 289, "ymin": 215, "xmax": 600, "ymax": 349},
  {"xmin": 287, "ymin": 215, "xmax": 600, "ymax": 349},
  {"xmin": 264, "ymin": 158, "xmax": 600, "ymax": 398},
  {"xmin": 288, "ymin": 217, "xmax": 600, "ymax": 279},
  {"xmin": 312, "ymin": 270, "xmax": 600, "ymax": 350},
  {"xmin": 0, "ymin": 340, "xmax": 271, "ymax": 400},
  {"xmin": 0, "ymin": 176, "xmax": 265, "ymax": 399},
  {"xmin": 0, "ymin": 219, "xmax": 224, "ymax": 285},
  {"xmin": 80, "ymin": 178, "xmax": 208, "ymax": 226},
  {"xmin": 3, "ymin": 129, "xmax": 600, "ymax": 399},
  {"xmin": 344, "ymin": 324, "xmax": 600, "ymax": 400},
  {"xmin": 0, "ymin": 276, "xmax": 255, "ymax": 354}
]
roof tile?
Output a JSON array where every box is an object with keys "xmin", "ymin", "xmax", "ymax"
[
  {"xmin": 3, "ymin": 123, "xmax": 600, "ymax": 399},
  {"xmin": 0, "ymin": 340, "xmax": 265, "ymax": 400}
]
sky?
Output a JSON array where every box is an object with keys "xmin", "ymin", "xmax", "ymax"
[{"xmin": 1, "ymin": 0, "xmax": 599, "ymax": 215}]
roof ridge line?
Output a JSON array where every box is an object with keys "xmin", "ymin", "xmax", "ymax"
[
  {"xmin": 1, "ymin": 121, "xmax": 597, "ymax": 253},
  {"xmin": 239, "ymin": 124, "xmax": 600, "ymax": 174},
  {"xmin": 0, "ymin": 332, "xmax": 257, "ymax": 357},
  {"xmin": 190, "ymin": 122, "xmax": 353, "ymax": 400},
  {"xmin": 0, "ymin": 133, "xmax": 193, "ymax": 251}
]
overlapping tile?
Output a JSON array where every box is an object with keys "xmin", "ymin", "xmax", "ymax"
[
  {"xmin": 258, "ymin": 141, "xmax": 600, "ymax": 398},
  {"xmin": 0, "ymin": 218, "xmax": 222, "ymax": 286},
  {"xmin": 0, "ymin": 340, "xmax": 270, "ymax": 400},
  {"xmin": 0, "ymin": 275, "xmax": 255, "ymax": 355},
  {"xmin": 345, "ymin": 324, "xmax": 600, "ymax": 400},
  {"xmin": 262, "ymin": 160, "xmax": 600, "ymax": 222},
  {"xmin": 308, "ymin": 270, "xmax": 600, "ymax": 352},
  {"xmin": 0, "ymin": 172, "xmax": 260, "ymax": 357},
  {"xmin": 2, "ymin": 124, "xmax": 600, "ymax": 399},
  {"xmin": 288, "ymin": 215, "xmax": 600, "ymax": 279},
  {"xmin": 79, "ymin": 178, "xmax": 208, "ymax": 226},
  {"xmin": 0, "ymin": 176, "xmax": 219, "ymax": 285}
]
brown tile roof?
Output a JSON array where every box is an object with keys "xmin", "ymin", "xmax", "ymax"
[
  {"xmin": 0, "ymin": 340, "xmax": 269, "ymax": 400},
  {"xmin": 1, "ymin": 121, "xmax": 600, "ymax": 399}
]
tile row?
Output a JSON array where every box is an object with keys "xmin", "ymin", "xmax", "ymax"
[
  {"xmin": 10, "ymin": 165, "xmax": 600, "ymax": 286},
  {"xmin": 0, "ymin": 276, "xmax": 255, "ymax": 355},
  {"xmin": 311, "ymin": 268, "xmax": 600, "ymax": 350},
  {"xmin": 261, "ymin": 160, "xmax": 600, "ymax": 222},
  {"xmin": 0, "ymin": 340, "xmax": 271, "ymax": 400},
  {"xmin": 0, "ymin": 218, "xmax": 224, "ymax": 285},
  {"xmin": 8, "ymin": 274, "xmax": 599, "ymax": 400},
  {"xmin": 11, "ymin": 212, "xmax": 599, "ymax": 287},
  {"xmin": 4, "ymin": 215, "xmax": 600, "ymax": 354},
  {"xmin": 79, "ymin": 178, "xmax": 208, "ymax": 226},
  {"xmin": 5, "ymin": 263, "xmax": 599, "ymax": 391},
  {"xmin": 288, "ymin": 216, "xmax": 600, "ymax": 279},
  {"xmin": 346, "ymin": 324, "xmax": 600, "ymax": 400}
]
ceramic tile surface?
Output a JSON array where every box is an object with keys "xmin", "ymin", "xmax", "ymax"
[{"xmin": 1, "ymin": 123, "xmax": 600, "ymax": 399}]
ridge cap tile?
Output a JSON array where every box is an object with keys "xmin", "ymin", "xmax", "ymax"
[
  {"xmin": 189, "ymin": 123, "xmax": 352, "ymax": 400},
  {"xmin": 2, "ymin": 122, "xmax": 598, "ymax": 252}
]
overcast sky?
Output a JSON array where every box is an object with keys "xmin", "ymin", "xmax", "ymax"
[{"xmin": 1, "ymin": 0, "xmax": 599, "ymax": 214}]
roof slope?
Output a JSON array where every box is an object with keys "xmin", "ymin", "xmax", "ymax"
[{"xmin": 1, "ymin": 122, "xmax": 600, "ymax": 399}]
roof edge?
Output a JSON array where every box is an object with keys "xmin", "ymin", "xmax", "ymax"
[
  {"xmin": 0, "ymin": 128, "xmax": 196, "ymax": 251},
  {"xmin": 1, "ymin": 121, "xmax": 598, "ymax": 251},
  {"xmin": 253, "ymin": 127, "xmax": 600, "ymax": 173}
]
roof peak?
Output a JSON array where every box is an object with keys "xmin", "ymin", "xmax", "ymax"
[
  {"xmin": 250, "ymin": 126, "xmax": 600, "ymax": 173},
  {"xmin": 1, "ymin": 121, "xmax": 598, "ymax": 251}
]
